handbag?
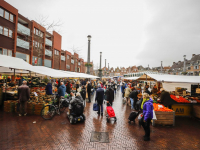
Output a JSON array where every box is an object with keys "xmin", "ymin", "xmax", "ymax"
[{"xmin": 93, "ymin": 102, "xmax": 99, "ymax": 111}]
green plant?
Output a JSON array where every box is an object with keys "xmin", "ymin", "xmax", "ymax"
[
  {"xmin": 85, "ymin": 63, "xmax": 93, "ymax": 67},
  {"xmin": 43, "ymin": 77, "xmax": 49, "ymax": 83},
  {"xmin": 181, "ymin": 72, "xmax": 188, "ymax": 75}
]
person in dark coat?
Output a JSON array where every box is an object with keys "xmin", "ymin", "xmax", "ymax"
[
  {"xmin": 121, "ymin": 83, "xmax": 126, "ymax": 97},
  {"xmin": 87, "ymin": 82, "xmax": 92, "ymax": 103},
  {"xmin": 106, "ymin": 86, "xmax": 114, "ymax": 106},
  {"xmin": 66, "ymin": 81, "xmax": 71, "ymax": 94},
  {"xmin": 129, "ymin": 87, "xmax": 138, "ymax": 110},
  {"xmin": 160, "ymin": 88, "xmax": 176, "ymax": 109},
  {"xmin": 46, "ymin": 82, "xmax": 52, "ymax": 95},
  {"xmin": 95, "ymin": 84, "xmax": 104, "ymax": 115},
  {"xmin": 18, "ymin": 81, "xmax": 30, "ymax": 116},
  {"xmin": 80, "ymin": 86, "xmax": 86, "ymax": 101},
  {"xmin": 58, "ymin": 82, "xmax": 66, "ymax": 97}
]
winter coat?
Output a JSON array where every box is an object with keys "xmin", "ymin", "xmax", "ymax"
[
  {"xmin": 125, "ymin": 87, "xmax": 132, "ymax": 98},
  {"xmin": 18, "ymin": 85, "xmax": 30, "ymax": 102},
  {"xmin": 87, "ymin": 84, "xmax": 92, "ymax": 93},
  {"xmin": 160, "ymin": 90, "xmax": 176, "ymax": 107},
  {"xmin": 121, "ymin": 85, "xmax": 126, "ymax": 93},
  {"xmin": 151, "ymin": 88, "xmax": 158, "ymax": 94},
  {"xmin": 95, "ymin": 87, "xmax": 104, "ymax": 105},
  {"xmin": 80, "ymin": 88, "xmax": 86, "ymax": 100},
  {"xmin": 143, "ymin": 99, "xmax": 153, "ymax": 121},
  {"xmin": 129, "ymin": 90, "xmax": 138, "ymax": 101},
  {"xmin": 106, "ymin": 88, "xmax": 114, "ymax": 104},
  {"xmin": 58, "ymin": 84, "xmax": 66, "ymax": 97},
  {"xmin": 46, "ymin": 83, "xmax": 52, "ymax": 95}
]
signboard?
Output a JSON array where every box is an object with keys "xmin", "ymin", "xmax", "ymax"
[{"xmin": 172, "ymin": 104, "xmax": 192, "ymax": 116}]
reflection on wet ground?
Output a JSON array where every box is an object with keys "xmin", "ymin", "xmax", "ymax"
[{"xmin": 0, "ymin": 90, "xmax": 200, "ymax": 149}]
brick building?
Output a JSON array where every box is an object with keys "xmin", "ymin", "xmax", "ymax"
[{"xmin": 0, "ymin": 0, "xmax": 85, "ymax": 73}]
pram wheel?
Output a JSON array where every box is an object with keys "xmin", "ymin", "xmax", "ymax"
[
  {"xmin": 82, "ymin": 114, "xmax": 86, "ymax": 121},
  {"xmin": 114, "ymin": 117, "xmax": 117, "ymax": 122}
]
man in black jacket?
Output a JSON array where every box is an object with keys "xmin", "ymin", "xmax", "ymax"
[
  {"xmin": 95, "ymin": 84, "xmax": 104, "ymax": 115},
  {"xmin": 87, "ymin": 82, "xmax": 92, "ymax": 103},
  {"xmin": 160, "ymin": 88, "xmax": 176, "ymax": 109},
  {"xmin": 106, "ymin": 86, "xmax": 114, "ymax": 106},
  {"xmin": 129, "ymin": 87, "xmax": 138, "ymax": 110}
]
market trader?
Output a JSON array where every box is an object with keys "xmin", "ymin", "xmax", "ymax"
[{"xmin": 18, "ymin": 80, "xmax": 30, "ymax": 116}]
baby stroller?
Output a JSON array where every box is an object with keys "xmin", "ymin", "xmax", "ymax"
[
  {"xmin": 67, "ymin": 96, "xmax": 85, "ymax": 124},
  {"xmin": 106, "ymin": 103, "xmax": 117, "ymax": 123}
]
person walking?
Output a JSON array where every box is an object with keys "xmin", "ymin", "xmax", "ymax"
[
  {"xmin": 124, "ymin": 85, "xmax": 132, "ymax": 106},
  {"xmin": 87, "ymin": 81, "xmax": 92, "ymax": 103},
  {"xmin": 106, "ymin": 86, "xmax": 114, "ymax": 106},
  {"xmin": 18, "ymin": 81, "xmax": 30, "ymax": 116},
  {"xmin": 129, "ymin": 87, "xmax": 138, "ymax": 110},
  {"xmin": 95, "ymin": 84, "xmax": 104, "ymax": 115},
  {"xmin": 141, "ymin": 93, "xmax": 153, "ymax": 141},
  {"xmin": 58, "ymin": 82, "xmax": 66, "ymax": 107}
]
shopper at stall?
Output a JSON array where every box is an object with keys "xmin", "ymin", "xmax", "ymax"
[
  {"xmin": 18, "ymin": 81, "xmax": 30, "ymax": 116},
  {"xmin": 151, "ymin": 85, "xmax": 158, "ymax": 94},
  {"xmin": 58, "ymin": 82, "xmax": 66, "ymax": 97},
  {"xmin": 95, "ymin": 84, "xmax": 104, "ymax": 115},
  {"xmin": 141, "ymin": 93, "xmax": 153, "ymax": 141},
  {"xmin": 80, "ymin": 86, "xmax": 86, "ymax": 101},
  {"xmin": 87, "ymin": 81, "xmax": 92, "ymax": 103},
  {"xmin": 160, "ymin": 88, "xmax": 176, "ymax": 109},
  {"xmin": 106, "ymin": 85, "xmax": 114, "ymax": 106},
  {"xmin": 129, "ymin": 87, "xmax": 138, "ymax": 110},
  {"xmin": 76, "ymin": 80, "xmax": 80, "ymax": 92},
  {"xmin": 46, "ymin": 82, "xmax": 52, "ymax": 95}
]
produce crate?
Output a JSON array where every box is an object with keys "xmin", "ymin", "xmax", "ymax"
[
  {"xmin": 34, "ymin": 103, "xmax": 44, "ymax": 115},
  {"xmin": 193, "ymin": 105, "xmax": 200, "ymax": 119},
  {"xmin": 27, "ymin": 102, "xmax": 35, "ymax": 115},
  {"xmin": 4, "ymin": 100, "xmax": 16, "ymax": 112},
  {"xmin": 152, "ymin": 111, "xmax": 175, "ymax": 126}
]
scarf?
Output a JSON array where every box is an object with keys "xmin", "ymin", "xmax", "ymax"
[{"xmin": 141, "ymin": 98, "xmax": 149, "ymax": 109}]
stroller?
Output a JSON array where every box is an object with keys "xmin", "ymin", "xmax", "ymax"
[
  {"xmin": 106, "ymin": 103, "xmax": 117, "ymax": 123},
  {"xmin": 67, "ymin": 96, "xmax": 85, "ymax": 124}
]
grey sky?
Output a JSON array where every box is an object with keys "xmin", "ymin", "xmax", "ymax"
[{"xmin": 5, "ymin": 0, "xmax": 200, "ymax": 69}]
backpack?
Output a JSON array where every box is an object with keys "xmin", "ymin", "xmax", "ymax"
[{"xmin": 74, "ymin": 103, "xmax": 84, "ymax": 116}]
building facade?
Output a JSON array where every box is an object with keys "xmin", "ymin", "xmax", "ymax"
[{"xmin": 0, "ymin": 0, "xmax": 85, "ymax": 73}]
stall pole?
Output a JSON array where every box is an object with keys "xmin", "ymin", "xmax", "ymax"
[{"xmin": 5, "ymin": 76, "xmax": 7, "ymax": 101}]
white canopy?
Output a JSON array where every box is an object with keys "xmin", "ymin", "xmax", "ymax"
[
  {"xmin": 137, "ymin": 74, "xmax": 200, "ymax": 84},
  {"xmin": 124, "ymin": 77, "xmax": 139, "ymax": 80}
]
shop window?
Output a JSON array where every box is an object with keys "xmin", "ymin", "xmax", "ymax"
[
  {"xmin": 8, "ymin": 50, "xmax": 12, "ymax": 56},
  {"xmin": 4, "ymin": 11, "xmax": 9, "ymax": 20},
  {"xmin": 67, "ymin": 55, "xmax": 69, "ymax": 59},
  {"xmin": 9, "ymin": 29, "xmax": 13, "ymax": 38},
  {"xmin": 32, "ymin": 56, "xmax": 42, "ymax": 66},
  {"xmin": 3, "ymin": 49, "xmax": 7, "ymax": 55},
  {"xmin": 0, "ymin": 8, "xmax": 3, "ymax": 17},
  {"xmin": 4, "ymin": 28, "xmax": 8, "ymax": 36},
  {"xmin": 0, "ymin": 26, "xmax": 3, "ymax": 34},
  {"xmin": 44, "ymin": 59, "xmax": 52, "ymax": 68},
  {"xmin": 10, "ymin": 14, "xmax": 14, "ymax": 22},
  {"xmin": 16, "ymin": 52, "xmax": 30, "ymax": 63}
]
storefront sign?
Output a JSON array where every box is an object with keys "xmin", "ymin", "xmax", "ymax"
[{"xmin": 172, "ymin": 104, "xmax": 192, "ymax": 116}]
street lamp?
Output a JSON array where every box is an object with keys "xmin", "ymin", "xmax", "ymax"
[
  {"xmin": 87, "ymin": 35, "xmax": 91, "ymax": 74},
  {"xmin": 99, "ymin": 52, "xmax": 102, "ymax": 79}
]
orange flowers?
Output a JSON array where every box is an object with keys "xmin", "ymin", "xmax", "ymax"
[
  {"xmin": 153, "ymin": 103, "xmax": 173, "ymax": 112},
  {"xmin": 170, "ymin": 95, "xmax": 190, "ymax": 103}
]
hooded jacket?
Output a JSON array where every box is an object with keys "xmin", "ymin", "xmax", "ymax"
[
  {"xmin": 143, "ymin": 99, "xmax": 153, "ymax": 121},
  {"xmin": 58, "ymin": 84, "xmax": 66, "ymax": 97},
  {"xmin": 46, "ymin": 83, "xmax": 52, "ymax": 95}
]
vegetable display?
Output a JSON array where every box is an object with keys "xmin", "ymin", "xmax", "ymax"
[
  {"xmin": 170, "ymin": 95, "xmax": 190, "ymax": 103},
  {"xmin": 153, "ymin": 103, "xmax": 173, "ymax": 112}
]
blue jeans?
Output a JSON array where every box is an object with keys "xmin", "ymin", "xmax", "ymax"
[
  {"xmin": 98, "ymin": 104, "xmax": 103, "ymax": 114},
  {"xmin": 130, "ymin": 98, "xmax": 134, "ymax": 109}
]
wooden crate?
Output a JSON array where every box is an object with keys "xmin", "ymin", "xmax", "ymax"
[
  {"xmin": 193, "ymin": 105, "xmax": 200, "ymax": 119},
  {"xmin": 152, "ymin": 111, "xmax": 175, "ymax": 126},
  {"xmin": 34, "ymin": 103, "xmax": 44, "ymax": 115}
]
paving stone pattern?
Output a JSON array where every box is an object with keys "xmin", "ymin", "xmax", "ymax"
[{"xmin": 0, "ymin": 91, "xmax": 200, "ymax": 150}]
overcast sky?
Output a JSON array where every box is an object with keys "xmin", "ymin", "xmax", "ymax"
[{"xmin": 5, "ymin": 0, "xmax": 200, "ymax": 69}]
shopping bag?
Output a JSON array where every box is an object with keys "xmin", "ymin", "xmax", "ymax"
[
  {"xmin": 152, "ymin": 110, "xmax": 157, "ymax": 120},
  {"xmin": 93, "ymin": 102, "xmax": 99, "ymax": 111}
]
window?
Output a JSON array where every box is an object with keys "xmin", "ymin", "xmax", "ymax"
[
  {"xmin": 75, "ymin": 67, "xmax": 77, "ymax": 72},
  {"xmin": 61, "ymin": 55, "xmax": 65, "ymax": 61},
  {"xmin": 10, "ymin": 14, "xmax": 13, "ymax": 22},
  {"xmin": 78, "ymin": 62, "xmax": 80, "ymax": 66},
  {"xmin": 67, "ymin": 55, "xmax": 69, "ymax": 59},
  {"xmin": 4, "ymin": 28, "xmax": 8, "ymax": 36},
  {"xmin": 71, "ymin": 59, "xmax": 74, "ymax": 64},
  {"xmin": 36, "ymin": 29, "xmax": 38, "ymax": 35},
  {"xmin": 16, "ymin": 52, "xmax": 30, "ymax": 63},
  {"xmin": 32, "ymin": 56, "xmax": 42, "ymax": 66},
  {"xmin": 35, "ymin": 41, "xmax": 37, "ymax": 47},
  {"xmin": 40, "ymin": 32, "xmax": 43, "ymax": 38},
  {"xmin": 3, "ymin": 49, "xmax": 7, "ymax": 55},
  {"xmin": 5, "ymin": 11, "xmax": 9, "ymax": 20},
  {"xmin": 45, "ymin": 49, "xmax": 52, "ymax": 57},
  {"xmin": 44, "ymin": 59, "xmax": 52, "ymax": 68},
  {"xmin": 8, "ymin": 50, "xmax": 12, "ymax": 56},
  {"xmin": 9, "ymin": 29, "xmax": 13, "ymax": 38},
  {"xmin": 54, "ymin": 50, "xmax": 59, "ymax": 55},
  {"xmin": 0, "ymin": 26, "xmax": 3, "ymax": 34},
  {"xmin": 0, "ymin": 8, "xmax": 3, "ymax": 17},
  {"xmin": 66, "ymin": 65, "xmax": 70, "ymax": 69}
]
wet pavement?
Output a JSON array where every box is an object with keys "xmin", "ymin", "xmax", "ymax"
[{"xmin": 1, "ymin": 90, "xmax": 200, "ymax": 150}]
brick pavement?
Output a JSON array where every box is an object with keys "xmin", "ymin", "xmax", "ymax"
[{"xmin": 0, "ymin": 91, "xmax": 200, "ymax": 150}]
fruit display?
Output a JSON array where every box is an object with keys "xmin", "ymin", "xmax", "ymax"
[
  {"xmin": 153, "ymin": 103, "xmax": 173, "ymax": 112},
  {"xmin": 170, "ymin": 95, "xmax": 190, "ymax": 103}
]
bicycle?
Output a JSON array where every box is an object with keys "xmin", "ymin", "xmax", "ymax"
[{"xmin": 41, "ymin": 96, "xmax": 69, "ymax": 120}]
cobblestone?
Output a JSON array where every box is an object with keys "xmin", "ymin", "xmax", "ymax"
[{"xmin": 0, "ymin": 91, "xmax": 200, "ymax": 150}]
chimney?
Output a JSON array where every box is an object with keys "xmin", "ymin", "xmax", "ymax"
[{"xmin": 192, "ymin": 54, "xmax": 195, "ymax": 57}]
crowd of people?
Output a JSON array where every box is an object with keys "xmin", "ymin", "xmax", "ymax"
[{"xmin": 17, "ymin": 77, "xmax": 175, "ymax": 142}]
